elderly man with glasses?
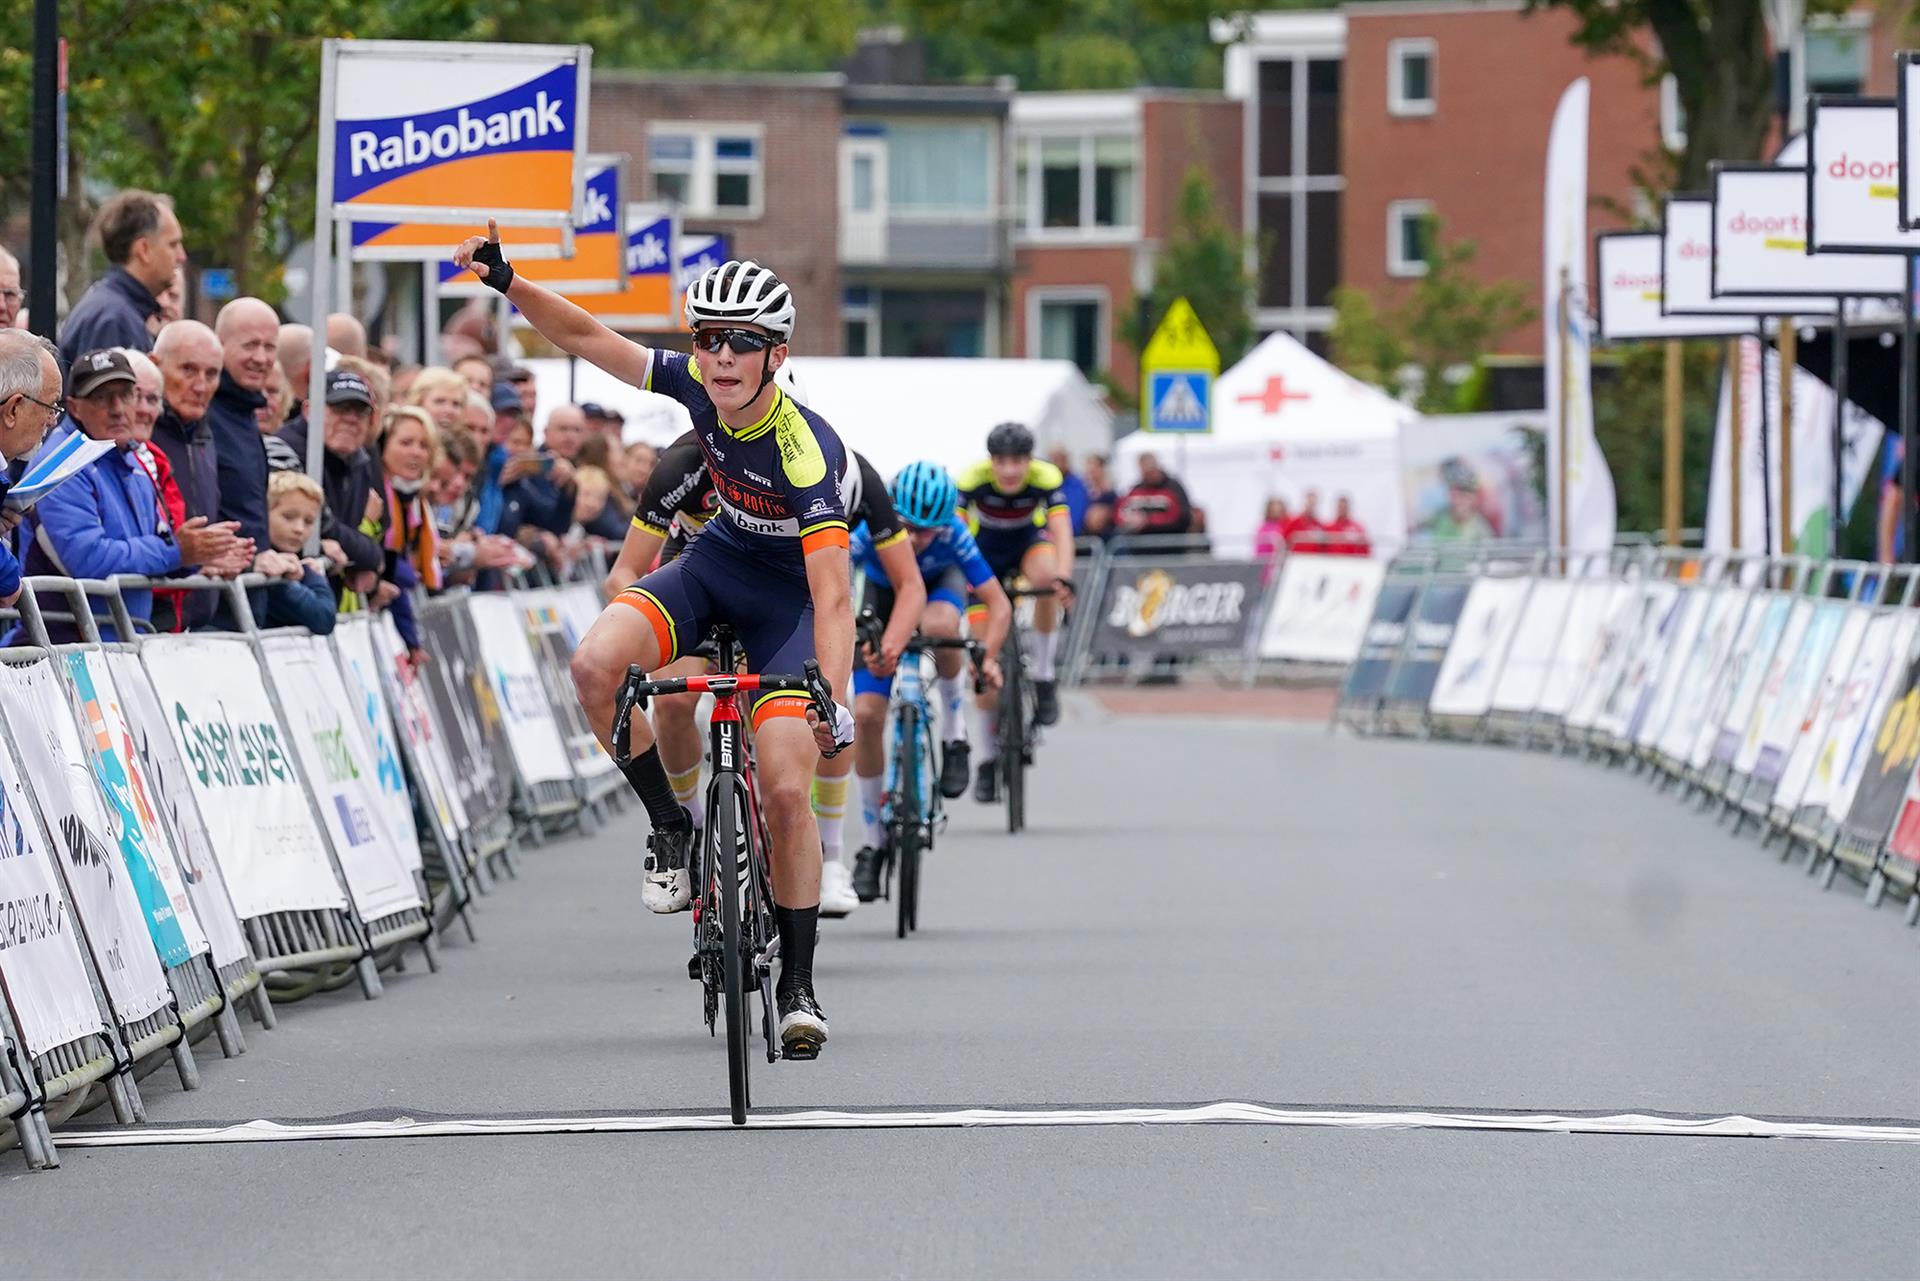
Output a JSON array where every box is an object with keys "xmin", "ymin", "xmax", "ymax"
[
  {"xmin": 24, "ymin": 348, "xmax": 243, "ymax": 639},
  {"xmin": 0, "ymin": 329, "xmax": 65, "ymax": 606}
]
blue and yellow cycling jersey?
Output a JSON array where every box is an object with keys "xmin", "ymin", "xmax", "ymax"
[
  {"xmin": 956, "ymin": 457, "xmax": 1069, "ymax": 536},
  {"xmin": 851, "ymin": 514, "xmax": 994, "ymax": 592},
  {"xmin": 643, "ymin": 350, "xmax": 848, "ymax": 579}
]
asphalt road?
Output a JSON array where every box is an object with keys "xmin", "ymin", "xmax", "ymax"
[{"xmin": 10, "ymin": 699, "xmax": 1920, "ymax": 1278}]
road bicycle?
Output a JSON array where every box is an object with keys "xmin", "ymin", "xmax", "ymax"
[
  {"xmin": 997, "ymin": 583, "xmax": 1062, "ymax": 834},
  {"xmin": 612, "ymin": 623, "xmax": 839, "ymax": 1126}
]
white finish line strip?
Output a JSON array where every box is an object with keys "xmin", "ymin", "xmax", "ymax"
[{"xmin": 52, "ymin": 1102, "xmax": 1920, "ymax": 1147}]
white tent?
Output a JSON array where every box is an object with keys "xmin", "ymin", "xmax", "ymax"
[
  {"xmin": 1115, "ymin": 333, "xmax": 1414, "ymax": 557},
  {"xmin": 523, "ymin": 354, "xmax": 1115, "ymax": 478}
]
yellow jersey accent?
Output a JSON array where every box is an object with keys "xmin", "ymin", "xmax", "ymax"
[{"xmin": 777, "ymin": 402, "xmax": 827, "ymax": 487}]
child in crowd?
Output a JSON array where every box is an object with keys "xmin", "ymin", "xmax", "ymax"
[{"xmin": 262, "ymin": 471, "xmax": 341, "ymax": 634}]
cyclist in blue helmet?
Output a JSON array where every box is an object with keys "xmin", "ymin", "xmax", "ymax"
[{"xmin": 845, "ymin": 460, "xmax": 1010, "ymax": 901}]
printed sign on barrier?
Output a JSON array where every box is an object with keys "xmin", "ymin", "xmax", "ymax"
[
  {"xmin": 1734, "ymin": 599, "xmax": 1814, "ymax": 775},
  {"xmin": 0, "ymin": 660, "xmax": 171, "ymax": 1021},
  {"xmin": 373, "ymin": 614, "xmax": 469, "ymax": 847},
  {"xmin": 332, "ymin": 619, "xmax": 425, "ymax": 876},
  {"xmin": 143, "ymin": 637, "xmax": 348, "ymax": 921},
  {"xmin": 1811, "ymin": 614, "xmax": 1908, "ymax": 819},
  {"xmin": 1566, "ymin": 582, "xmax": 1643, "ymax": 732},
  {"xmin": 0, "ymin": 728, "xmax": 106, "ymax": 1057},
  {"xmin": 1753, "ymin": 602, "xmax": 1846, "ymax": 787},
  {"xmin": 1429, "ymin": 576, "xmax": 1529, "ymax": 719},
  {"xmin": 105, "ymin": 652, "xmax": 250, "ymax": 970},
  {"xmin": 1674, "ymin": 589, "xmax": 1758, "ymax": 768},
  {"xmin": 64, "ymin": 652, "xmax": 203, "ymax": 969},
  {"xmin": 1593, "ymin": 582, "xmax": 1677, "ymax": 741},
  {"xmin": 1489, "ymin": 579, "xmax": 1572, "ymax": 715},
  {"xmin": 325, "ymin": 40, "xmax": 592, "ymax": 227},
  {"xmin": 1341, "ymin": 583, "xmax": 1418, "ymax": 706},
  {"xmin": 1840, "ymin": 649, "xmax": 1920, "ymax": 841},
  {"xmin": 1626, "ymin": 584, "xmax": 1696, "ymax": 746},
  {"xmin": 1827, "ymin": 615, "xmax": 1920, "ymax": 824},
  {"xmin": 1536, "ymin": 580, "xmax": 1613, "ymax": 719},
  {"xmin": 419, "ymin": 605, "xmax": 493, "ymax": 816},
  {"xmin": 1704, "ymin": 594, "xmax": 1789, "ymax": 767},
  {"xmin": 1381, "ymin": 579, "xmax": 1469, "ymax": 708},
  {"xmin": 1089, "ymin": 558, "xmax": 1266, "ymax": 657},
  {"xmin": 467, "ymin": 593, "xmax": 574, "ymax": 786},
  {"xmin": 1774, "ymin": 606, "xmax": 1871, "ymax": 812},
  {"xmin": 1258, "ymin": 556, "xmax": 1386, "ymax": 664},
  {"xmin": 522, "ymin": 590, "xmax": 618, "ymax": 777},
  {"xmin": 265, "ymin": 635, "xmax": 422, "ymax": 923}
]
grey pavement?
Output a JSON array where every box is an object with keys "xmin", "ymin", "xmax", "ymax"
[{"xmin": 9, "ymin": 702, "xmax": 1920, "ymax": 1278}]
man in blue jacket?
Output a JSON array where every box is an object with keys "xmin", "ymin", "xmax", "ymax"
[
  {"xmin": 0, "ymin": 330, "xmax": 66, "ymax": 606},
  {"xmin": 57, "ymin": 191, "xmax": 187, "ymax": 374},
  {"xmin": 27, "ymin": 349, "xmax": 243, "ymax": 639}
]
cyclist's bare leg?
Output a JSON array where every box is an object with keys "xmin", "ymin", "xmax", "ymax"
[
  {"xmin": 651, "ymin": 654, "xmax": 708, "ymax": 828},
  {"xmin": 570, "ymin": 602, "xmax": 664, "ymax": 758},
  {"xmin": 845, "ymin": 692, "xmax": 888, "ymax": 899},
  {"xmin": 755, "ymin": 716, "xmax": 826, "ymax": 907},
  {"xmin": 1021, "ymin": 539, "xmax": 1061, "ymax": 636}
]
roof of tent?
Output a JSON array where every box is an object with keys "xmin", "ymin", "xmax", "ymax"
[
  {"xmin": 523, "ymin": 354, "xmax": 1115, "ymax": 476},
  {"xmin": 1209, "ymin": 332, "xmax": 1414, "ymax": 443}
]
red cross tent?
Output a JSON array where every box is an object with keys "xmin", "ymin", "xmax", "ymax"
[{"xmin": 1115, "ymin": 332, "xmax": 1412, "ymax": 556}]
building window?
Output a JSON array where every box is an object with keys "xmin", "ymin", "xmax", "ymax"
[
  {"xmin": 1387, "ymin": 200, "xmax": 1435, "ymax": 277},
  {"xmin": 887, "ymin": 122, "xmax": 993, "ymax": 215},
  {"xmin": 843, "ymin": 287, "xmax": 877, "ymax": 357},
  {"xmin": 648, "ymin": 126, "xmax": 762, "ymax": 219},
  {"xmin": 1019, "ymin": 133, "xmax": 1140, "ymax": 235},
  {"xmin": 1803, "ymin": 20, "xmax": 1867, "ymax": 96},
  {"xmin": 850, "ymin": 153, "xmax": 876, "ymax": 213},
  {"xmin": 1252, "ymin": 47, "xmax": 1345, "ymax": 343},
  {"xmin": 880, "ymin": 289, "xmax": 985, "ymax": 357},
  {"xmin": 1388, "ymin": 39, "xmax": 1436, "ymax": 117},
  {"xmin": 1031, "ymin": 291, "xmax": 1108, "ymax": 376}
]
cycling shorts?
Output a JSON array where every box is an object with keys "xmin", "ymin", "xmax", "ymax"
[
  {"xmin": 974, "ymin": 524, "xmax": 1052, "ymax": 584},
  {"xmin": 852, "ymin": 567, "xmax": 967, "ymax": 700},
  {"xmin": 614, "ymin": 532, "xmax": 816, "ymax": 729}
]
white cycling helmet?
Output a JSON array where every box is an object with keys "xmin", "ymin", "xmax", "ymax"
[
  {"xmin": 775, "ymin": 359, "xmax": 807, "ymax": 405},
  {"xmin": 684, "ymin": 259, "xmax": 796, "ymax": 339}
]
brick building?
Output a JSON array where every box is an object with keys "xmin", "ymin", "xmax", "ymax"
[{"xmin": 1008, "ymin": 90, "xmax": 1242, "ymax": 396}]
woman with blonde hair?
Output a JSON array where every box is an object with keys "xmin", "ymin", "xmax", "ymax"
[
  {"xmin": 371, "ymin": 404, "xmax": 441, "ymax": 664},
  {"xmin": 405, "ymin": 366, "xmax": 470, "ymax": 432}
]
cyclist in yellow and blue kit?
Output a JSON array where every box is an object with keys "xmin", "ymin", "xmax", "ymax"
[{"xmin": 454, "ymin": 221, "xmax": 848, "ymax": 1055}]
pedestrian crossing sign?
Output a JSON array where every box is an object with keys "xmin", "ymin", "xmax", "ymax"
[
  {"xmin": 1139, "ymin": 297, "xmax": 1219, "ymax": 434},
  {"xmin": 1148, "ymin": 371, "xmax": 1211, "ymax": 433}
]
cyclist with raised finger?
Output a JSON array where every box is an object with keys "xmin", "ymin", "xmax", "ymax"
[{"xmin": 454, "ymin": 222, "xmax": 851, "ymax": 1055}]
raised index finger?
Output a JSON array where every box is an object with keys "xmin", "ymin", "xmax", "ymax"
[{"xmin": 487, "ymin": 217, "xmax": 500, "ymax": 244}]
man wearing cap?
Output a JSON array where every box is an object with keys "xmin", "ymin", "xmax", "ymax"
[
  {"xmin": 581, "ymin": 401, "xmax": 624, "ymax": 447},
  {"xmin": 276, "ymin": 369, "xmax": 384, "ymax": 593},
  {"xmin": 506, "ymin": 364, "xmax": 536, "ymax": 420},
  {"xmin": 471, "ymin": 381, "xmax": 526, "ymax": 535},
  {"xmin": 27, "ymin": 349, "xmax": 243, "ymax": 639}
]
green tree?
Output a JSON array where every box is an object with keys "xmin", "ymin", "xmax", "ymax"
[
  {"xmin": 1589, "ymin": 340, "xmax": 1721, "ymax": 536},
  {"xmin": 1118, "ymin": 167, "xmax": 1259, "ymax": 401},
  {"xmin": 1329, "ymin": 220, "xmax": 1534, "ymax": 414}
]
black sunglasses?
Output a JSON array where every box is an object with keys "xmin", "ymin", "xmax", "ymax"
[{"xmin": 692, "ymin": 327, "xmax": 777, "ymax": 356}]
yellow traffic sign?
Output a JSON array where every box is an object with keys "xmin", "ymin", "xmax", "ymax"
[{"xmin": 1140, "ymin": 297, "xmax": 1219, "ymax": 434}]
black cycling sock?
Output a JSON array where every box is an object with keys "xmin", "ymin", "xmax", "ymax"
[
  {"xmin": 775, "ymin": 904, "xmax": 818, "ymax": 995},
  {"xmin": 622, "ymin": 746, "xmax": 688, "ymax": 832}
]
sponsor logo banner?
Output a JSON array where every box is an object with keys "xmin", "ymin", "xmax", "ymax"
[
  {"xmin": 1090, "ymin": 558, "xmax": 1264, "ymax": 656},
  {"xmin": 1809, "ymin": 100, "xmax": 1920, "ymax": 252},
  {"xmin": 1712, "ymin": 167, "xmax": 1905, "ymax": 296}
]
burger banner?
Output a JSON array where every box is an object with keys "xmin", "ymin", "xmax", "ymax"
[{"xmin": 1090, "ymin": 558, "xmax": 1267, "ymax": 658}]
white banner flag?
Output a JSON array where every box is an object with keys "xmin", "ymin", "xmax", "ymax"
[
  {"xmin": 331, "ymin": 618, "xmax": 424, "ymax": 875},
  {"xmin": 0, "ymin": 660, "xmax": 170, "ymax": 1022},
  {"xmin": 0, "ymin": 726, "xmax": 108, "ymax": 1057},
  {"xmin": 1257, "ymin": 556, "xmax": 1385, "ymax": 663},
  {"xmin": 264, "ymin": 635, "xmax": 422, "ymax": 923},
  {"xmin": 1704, "ymin": 339, "xmax": 1886, "ymax": 553},
  {"xmin": 467, "ymin": 592, "xmax": 574, "ymax": 786},
  {"xmin": 142, "ymin": 636, "xmax": 347, "ymax": 921},
  {"xmin": 105, "ymin": 652, "xmax": 250, "ymax": 970},
  {"xmin": 1542, "ymin": 78, "xmax": 1618, "ymax": 553}
]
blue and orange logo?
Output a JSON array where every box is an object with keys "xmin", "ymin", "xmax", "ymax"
[{"xmin": 436, "ymin": 159, "xmax": 624, "ymax": 291}]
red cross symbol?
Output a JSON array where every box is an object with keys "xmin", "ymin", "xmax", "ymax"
[{"xmin": 1237, "ymin": 376, "xmax": 1311, "ymax": 415}]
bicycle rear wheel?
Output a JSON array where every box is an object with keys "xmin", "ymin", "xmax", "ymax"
[{"xmin": 716, "ymin": 782, "xmax": 750, "ymax": 1126}]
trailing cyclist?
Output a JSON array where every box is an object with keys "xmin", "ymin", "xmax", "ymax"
[
  {"xmin": 455, "ymin": 223, "xmax": 851, "ymax": 1056},
  {"xmin": 956, "ymin": 422, "xmax": 1075, "ymax": 801},
  {"xmin": 847, "ymin": 461, "xmax": 1010, "ymax": 902}
]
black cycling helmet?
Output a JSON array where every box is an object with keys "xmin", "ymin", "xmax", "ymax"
[{"xmin": 987, "ymin": 421, "xmax": 1034, "ymax": 458}]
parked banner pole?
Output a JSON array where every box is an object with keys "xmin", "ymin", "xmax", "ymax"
[
  {"xmin": 1757, "ymin": 322, "xmax": 1774, "ymax": 556},
  {"xmin": 1832, "ymin": 306, "xmax": 1848, "ymax": 559},
  {"xmin": 1556, "ymin": 268, "xmax": 1570, "ymax": 552},
  {"xmin": 1664, "ymin": 339, "xmax": 1683, "ymax": 546},
  {"xmin": 307, "ymin": 39, "xmax": 338, "ymax": 554},
  {"xmin": 1729, "ymin": 338, "xmax": 1744, "ymax": 552},
  {"xmin": 1779, "ymin": 316, "xmax": 1795, "ymax": 552}
]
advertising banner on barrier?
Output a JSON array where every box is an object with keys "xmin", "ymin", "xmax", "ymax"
[
  {"xmin": 1826, "ymin": 615, "xmax": 1919, "ymax": 823},
  {"xmin": 521, "ymin": 590, "xmax": 617, "ymax": 778},
  {"xmin": 1839, "ymin": 649, "xmax": 1920, "ymax": 841},
  {"xmin": 0, "ymin": 732, "xmax": 106, "ymax": 1058},
  {"xmin": 325, "ymin": 41, "xmax": 591, "ymax": 227},
  {"xmin": 1598, "ymin": 581, "xmax": 1681, "ymax": 743},
  {"xmin": 105, "ymin": 652, "xmax": 250, "ymax": 970},
  {"xmin": 1775, "ymin": 606, "xmax": 1871, "ymax": 811},
  {"xmin": 1381, "ymin": 579, "xmax": 1470, "ymax": 707},
  {"xmin": 1710, "ymin": 595, "xmax": 1791, "ymax": 766},
  {"xmin": 1565, "ymin": 581, "xmax": 1642, "ymax": 732},
  {"xmin": 419, "ymin": 605, "xmax": 492, "ymax": 817},
  {"xmin": 1090, "ymin": 558, "xmax": 1267, "ymax": 657},
  {"xmin": 374, "ymin": 614, "xmax": 469, "ymax": 848},
  {"xmin": 332, "ymin": 619, "xmax": 425, "ymax": 875},
  {"xmin": 1341, "ymin": 583, "xmax": 1417, "ymax": 705},
  {"xmin": 0, "ymin": 661, "xmax": 171, "ymax": 1021},
  {"xmin": 142, "ymin": 637, "xmax": 347, "ymax": 921},
  {"xmin": 1490, "ymin": 579, "xmax": 1572, "ymax": 714},
  {"xmin": 1429, "ymin": 576, "xmax": 1529, "ymax": 718},
  {"xmin": 1810, "ymin": 613, "xmax": 1907, "ymax": 818},
  {"xmin": 1658, "ymin": 586, "xmax": 1747, "ymax": 765},
  {"xmin": 1662, "ymin": 197, "xmax": 1823, "ymax": 317},
  {"xmin": 1629, "ymin": 584, "xmax": 1700, "ymax": 746},
  {"xmin": 1754, "ymin": 602, "xmax": 1847, "ymax": 787},
  {"xmin": 64, "ymin": 652, "xmax": 203, "ymax": 969},
  {"xmin": 1808, "ymin": 98, "xmax": 1920, "ymax": 253},
  {"xmin": 1537, "ymin": 579, "xmax": 1613, "ymax": 718},
  {"xmin": 1733, "ymin": 599, "xmax": 1814, "ymax": 775},
  {"xmin": 467, "ymin": 593, "xmax": 574, "ymax": 786},
  {"xmin": 265, "ymin": 635, "xmax": 421, "ymax": 923},
  {"xmin": 1711, "ymin": 165, "xmax": 1906, "ymax": 297},
  {"xmin": 1258, "ymin": 556, "xmax": 1386, "ymax": 663},
  {"xmin": 1595, "ymin": 232, "xmax": 1753, "ymax": 341}
]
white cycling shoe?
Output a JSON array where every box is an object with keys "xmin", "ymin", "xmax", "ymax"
[
  {"xmin": 820, "ymin": 861, "xmax": 859, "ymax": 919},
  {"xmin": 641, "ymin": 824, "xmax": 693, "ymax": 914}
]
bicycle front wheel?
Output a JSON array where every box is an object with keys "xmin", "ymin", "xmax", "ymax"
[
  {"xmin": 716, "ymin": 782, "xmax": 750, "ymax": 1126},
  {"xmin": 896, "ymin": 705, "xmax": 922, "ymax": 939},
  {"xmin": 1001, "ymin": 637, "xmax": 1027, "ymax": 834}
]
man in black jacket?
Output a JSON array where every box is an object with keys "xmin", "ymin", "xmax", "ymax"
[
  {"xmin": 57, "ymin": 191, "xmax": 186, "ymax": 373},
  {"xmin": 274, "ymin": 369, "xmax": 383, "ymax": 596},
  {"xmin": 151, "ymin": 319, "xmax": 239, "ymax": 629}
]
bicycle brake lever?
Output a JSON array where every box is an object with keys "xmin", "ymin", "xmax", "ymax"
[
  {"xmin": 612, "ymin": 664, "xmax": 642, "ymax": 762},
  {"xmin": 802, "ymin": 660, "xmax": 850, "ymax": 758}
]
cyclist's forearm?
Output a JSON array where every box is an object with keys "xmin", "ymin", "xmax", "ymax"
[
  {"xmin": 883, "ymin": 576, "xmax": 925, "ymax": 654},
  {"xmin": 1047, "ymin": 511, "xmax": 1075, "ymax": 575},
  {"xmin": 605, "ymin": 525, "xmax": 664, "ymax": 600},
  {"xmin": 983, "ymin": 594, "xmax": 1013, "ymax": 657},
  {"xmin": 806, "ymin": 548, "xmax": 855, "ymax": 704}
]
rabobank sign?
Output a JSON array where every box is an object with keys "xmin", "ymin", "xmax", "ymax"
[{"xmin": 324, "ymin": 41, "xmax": 589, "ymax": 224}]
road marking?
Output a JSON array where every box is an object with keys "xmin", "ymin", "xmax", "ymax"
[{"xmin": 52, "ymin": 1102, "xmax": 1920, "ymax": 1147}]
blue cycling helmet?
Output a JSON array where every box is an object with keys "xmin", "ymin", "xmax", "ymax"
[{"xmin": 891, "ymin": 460, "xmax": 958, "ymax": 530}]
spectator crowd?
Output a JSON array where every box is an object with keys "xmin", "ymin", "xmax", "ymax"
[{"xmin": 0, "ymin": 189, "xmax": 660, "ymax": 648}]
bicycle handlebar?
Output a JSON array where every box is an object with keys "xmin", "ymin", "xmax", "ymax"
[
  {"xmin": 855, "ymin": 606, "xmax": 989, "ymax": 692},
  {"xmin": 612, "ymin": 660, "xmax": 842, "ymax": 761}
]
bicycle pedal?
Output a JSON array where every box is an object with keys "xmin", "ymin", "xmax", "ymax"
[
  {"xmin": 781, "ymin": 1038, "xmax": 822, "ymax": 1061},
  {"xmin": 687, "ymin": 955, "xmax": 702, "ymax": 981}
]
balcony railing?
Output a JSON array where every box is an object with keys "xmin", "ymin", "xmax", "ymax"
[{"xmin": 839, "ymin": 212, "xmax": 1012, "ymax": 271}]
